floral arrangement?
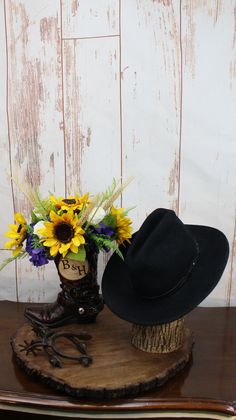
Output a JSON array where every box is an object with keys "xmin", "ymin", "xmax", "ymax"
[{"xmin": 1, "ymin": 179, "xmax": 133, "ymax": 269}]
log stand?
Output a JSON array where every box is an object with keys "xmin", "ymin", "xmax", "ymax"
[{"xmin": 131, "ymin": 318, "xmax": 185, "ymax": 353}]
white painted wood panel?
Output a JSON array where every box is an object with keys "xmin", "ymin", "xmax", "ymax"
[
  {"xmin": 4, "ymin": 0, "xmax": 65, "ymax": 302},
  {"xmin": 120, "ymin": 0, "xmax": 182, "ymax": 230},
  {"xmin": 179, "ymin": 0, "xmax": 236, "ymax": 306},
  {"xmin": 229, "ymin": 212, "xmax": 236, "ymax": 305},
  {"xmin": 0, "ymin": 1, "xmax": 16, "ymax": 299},
  {"xmin": 0, "ymin": 251, "xmax": 17, "ymax": 300},
  {"xmin": 0, "ymin": 1, "xmax": 15, "ymax": 249},
  {"xmin": 63, "ymin": 37, "xmax": 121, "ymax": 284},
  {"xmin": 0, "ymin": 0, "xmax": 235, "ymax": 306},
  {"xmin": 62, "ymin": 0, "xmax": 119, "ymax": 39}
]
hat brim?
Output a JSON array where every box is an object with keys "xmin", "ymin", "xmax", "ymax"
[{"xmin": 102, "ymin": 225, "xmax": 229, "ymax": 325}]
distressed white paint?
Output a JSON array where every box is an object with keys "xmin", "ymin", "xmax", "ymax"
[
  {"xmin": 179, "ymin": 0, "xmax": 236, "ymax": 306},
  {"xmin": 63, "ymin": 37, "xmax": 120, "ymax": 195},
  {"xmin": 0, "ymin": 1, "xmax": 15, "ymax": 249},
  {"xmin": 0, "ymin": 2, "xmax": 17, "ymax": 300},
  {"xmin": 0, "ymin": 0, "xmax": 235, "ymax": 306},
  {"xmin": 229, "ymin": 212, "xmax": 236, "ymax": 305},
  {"xmin": 63, "ymin": 36, "xmax": 121, "ymax": 283},
  {"xmin": 16, "ymin": 259, "xmax": 60, "ymax": 303},
  {"xmin": 62, "ymin": 0, "xmax": 119, "ymax": 38},
  {"xmin": 0, "ymin": 251, "xmax": 17, "ymax": 300},
  {"xmin": 121, "ymin": 0, "xmax": 182, "ymax": 230},
  {"xmin": 4, "ymin": 0, "xmax": 65, "ymax": 302}
]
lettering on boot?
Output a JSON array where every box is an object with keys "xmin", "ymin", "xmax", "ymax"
[{"xmin": 58, "ymin": 258, "xmax": 89, "ymax": 281}]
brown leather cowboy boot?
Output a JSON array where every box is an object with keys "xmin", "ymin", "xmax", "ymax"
[
  {"xmin": 24, "ymin": 277, "xmax": 104, "ymax": 328},
  {"xmin": 24, "ymin": 253, "xmax": 104, "ymax": 327}
]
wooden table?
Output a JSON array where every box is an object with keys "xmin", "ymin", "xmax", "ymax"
[{"xmin": 0, "ymin": 301, "xmax": 236, "ymax": 419}]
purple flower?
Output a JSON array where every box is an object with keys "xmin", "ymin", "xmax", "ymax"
[
  {"xmin": 26, "ymin": 235, "xmax": 50, "ymax": 267},
  {"xmin": 94, "ymin": 222, "xmax": 114, "ymax": 237}
]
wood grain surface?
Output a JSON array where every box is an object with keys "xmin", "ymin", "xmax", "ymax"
[
  {"xmin": 0, "ymin": 0, "xmax": 235, "ymax": 306},
  {"xmin": 11, "ymin": 311, "xmax": 193, "ymax": 399},
  {"xmin": 1, "ymin": 301, "xmax": 236, "ymax": 417}
]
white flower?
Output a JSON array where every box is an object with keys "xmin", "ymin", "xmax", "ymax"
[
  {"xmin": 33, "ymin": 220, "xmax": 45, "ymax": 238},
  {"xmin": 88, "ymin": 207, "xmax": 106, "ymax": 225}
]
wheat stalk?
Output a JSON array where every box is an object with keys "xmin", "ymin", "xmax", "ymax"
[
  {"xmin": 77, "ymin": 194, "xmax": 101, "ymax": 227},
  {"xmin": 9, "ymin": 172, "xmax": 35, "ymax": 207},
  {"xmin": 103, "ymin": 176, "xmax": 134, "ymax": 210}
]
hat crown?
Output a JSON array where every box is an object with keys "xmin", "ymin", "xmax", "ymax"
[{"xmin": 126, "ymin": 209, "xmax": 198, "ymax": 299}]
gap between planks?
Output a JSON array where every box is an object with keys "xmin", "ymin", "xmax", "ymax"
[
  {"xmin": 59, "ymin": 0, "xmax": 67, "ymax": 196},
  {"xmin": 226, "ymin": 209, "xmax": 236, "ymax": 306},
  {"xmin": 177, "ymin": 0, "xmax": 183, "ymax": 217},
  {"xmin": 3, "ymin": 0, "xmax": 19, "ymax": 301},
  {"xmin": 118, "ymin": 0, "xmax": 123, "ymax": 207},
  {"xmin": 62, "ymin": 34, "xmax": 120, "ymax": 41}
]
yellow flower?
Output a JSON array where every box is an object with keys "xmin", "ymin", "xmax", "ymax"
[
  {"xmin": 4, "ymin": 213, "xmax": 27, "ymax": 256},
  {"xmin": 37, "ymin": 211, "xmax": 85, "ymax": 258},
  {"xmin": 110, "ymin": 206, "xmax": 133, "ymax": 245},
  {"xmin": 50, "ymin": 193, "xmax": 90, "ymax": 212}
]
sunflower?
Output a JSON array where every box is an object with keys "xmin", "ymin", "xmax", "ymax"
[
  {"xmin": 50, "ymin": 193, "xmax": 90, "ymax": 212},
  {"xmin": 36, "ymin": 211, "xmax": 85, "ymax": 257},
  {"xmin": 4, "ymin": 213, "xmax": 27, "ymax": 256},
  {"xmin": 110, "ymin": 206, "xmax": 133, "ymax": 245}
]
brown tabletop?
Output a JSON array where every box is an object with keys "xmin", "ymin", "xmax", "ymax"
[{"xmin": 0, "ymin": 301, "xmax": 235, "ymax": 419}]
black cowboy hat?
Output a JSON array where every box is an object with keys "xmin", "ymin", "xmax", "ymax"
[{"xmin": 102, "ymin": 208, "xmax": 229, "ymax": 325}]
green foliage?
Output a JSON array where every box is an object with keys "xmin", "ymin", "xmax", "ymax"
[
  {"xmin": 113, "ymin": 246, "xmax": 124, "ymax": 260},
  {"xmin": 99, "ymin": 178, "xmax": 118, "ymax": 203},
  {"xmin": 1, "ymin": 180, "xmax": 131, "ymax": 271},
  {"xmin": 121, "ymin": 206, "xmax": 136, "ymax": 217},
  {"xmin": 103, "ymin": 176, "xmax": 134, "ymax": 211},
  {"xmin": 31, "ymin": 211, "xmax": 40, "ymax": 224},
  {"xmin": 25, "ymin": 224, "xmax": 33, "ymax": 235},
  {"xmin": 32, "ymin": 188, "xmax": 53, "ymax": 219},
  {"xmin": 83, "ymin": 179, "xmax": 118, "ymax": 229},
  {"xmin": 0, "ymin": 251, "xmax": 27, "ymax": 271},
  {"xmin": 31, "ymin": 234, "xmax": 43, "ymax": 249},
  {"xmin": 91, "ymin": 233, "xmax": 124, "ymax": 260},
  {"xmin": 66, "ymin": 245, "xmax": 86, "ymax": 262},
  {"xmin": 102, "ymin": 214, "xmax": 117, "ymax": 229}
]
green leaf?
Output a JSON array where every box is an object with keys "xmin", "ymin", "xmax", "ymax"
[
  {"xmin": 115, "ymin": 247, "xmax": 124, "ymax": 260},
  {"xmin": 100, "ymin": 178, "xmax": 117, "ymax": 202},
  {"xmin": 31, "ymin": 211, "xmax": 40, "ymax": 224},
  {"xmin": 121, "ymin": 205, "xmax": 136, "ymax": 217},
  {"xmin": 50, "ymin": 204, "xmax": 58, "ymax": 214},
  {"xmin": 32, "ymin": 188, "xmax": 53, "ymax": 218},
  {"xmin": 102, "ymin": 214, "xmax": 117, "ymax": 228},
  {"xmin": 25, "ymin": 224, "xmax": 33, "ymax": 234},
  {"xmin": 0, "ymin": 251, "xmax": 27, "ymax": 271},
  {"xmin": 31, "ymin": 234, "xmax": 43, "ymax": 249},
  {"xmin": 89, "ymin": 233, "xmax": 125, "ymax": 260},
  {"xmin": 90, "ymin": 233, "xmax": 113, "ymax": 248},
  {"xmin": 66, "ymin": 245, "xmax": 86, "ymax": 262}
]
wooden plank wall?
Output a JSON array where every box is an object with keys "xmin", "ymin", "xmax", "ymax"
[{"xmin": 0, "ymin": 0, "xmax": 235, "ymax": 306}]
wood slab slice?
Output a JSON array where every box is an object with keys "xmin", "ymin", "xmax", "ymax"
[{"xmin": 11, "ymin": 307, "xmax": 194, "ymax": 399}]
